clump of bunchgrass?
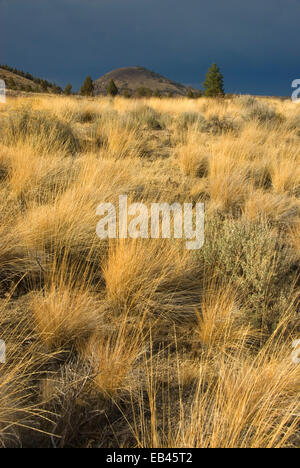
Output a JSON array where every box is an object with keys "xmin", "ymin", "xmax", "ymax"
[{"xmin": 2, "ymin": 108, "xmax": 78, "ymax": 155}]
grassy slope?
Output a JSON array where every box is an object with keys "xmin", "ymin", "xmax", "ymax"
[
  {"xmin": 0, "ymin": 94, "xmax": 299, "ymax": 448},
  {"xmin": 0, "ymin": 68, "xmax": 36, "ymax": 89}
]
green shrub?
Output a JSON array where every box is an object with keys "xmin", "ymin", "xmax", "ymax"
[
  {"xmin": 197, "ymin": 217, "xmax": 296, "ymax": 331},
  {"xmin": 199, "ymin": 114, "xmax": 238, "ymax": 135},
  {"xmin": 107, "ymin": 79, "xmax": 118, "ymax": 97},
  {"xmin": 235, "ymin": 96, "xmax": 283, "ymax": 125},
  {"xmin": 177, "ymin": 112, "xmax": 238, "ymax": 134},
  {"xmin": 234, "ymin": 95, "xmax": 257, "ymax": 108},
  {"xmin": 177, "ymin": 112, "xmax": 206, "ymax": 130},
  {"xmin": 125, "ymin": 106, "xmax": 163, "ymax": 130},
  {"xmin": 244, "ymin": 102, "xmax": 283, "ymax": 125}
]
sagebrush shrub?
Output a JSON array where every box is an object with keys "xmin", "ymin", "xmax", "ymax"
[
  {"xmin": 126, "ymin": 106, "xmax": 163, "ymax": 130},
  {"xmin": 177, "ymin": 112, "xmax": 238, "ymax": 134},
  {"xmin": 199, "ymin": 114, "xmax": 239, "ymax": 135},
  {"xmin": 234, "ymin": 95, "xmax": 257, "ymax": 108},
  {"xmin": 243, "ymin": 102, "xmax": 283, "ymax": 125},
  {"xmin": 177, "ymin": 112, "xmax": 206, "ymax": 130},
  {"xmin": 197, "ymin": 217, "xmax": 296, "ymax": 330}
]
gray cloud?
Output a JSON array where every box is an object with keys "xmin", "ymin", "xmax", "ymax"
[{"xmin": 1, "ymin": 0, "xmax": 299, "ymax": 94}]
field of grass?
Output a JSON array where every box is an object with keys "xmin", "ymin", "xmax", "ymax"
[{"xmin": 0, "ymin": 93, "xmax": 299, "ymax": 447}]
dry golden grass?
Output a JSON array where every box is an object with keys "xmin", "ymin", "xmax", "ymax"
[
  {"xmin": 289, "ymin": 220, "xmax": 300, "ymax": 259},
  {"xmin": 0, "ymin": 94, "xmax": 299, "ymax": 448},
  {"xmin": 194, "ymin": 283, "xmax": 255, "ymax": 351}
]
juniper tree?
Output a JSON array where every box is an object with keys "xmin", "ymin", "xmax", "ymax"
[
  {"xmin": 64, "ymin": 83, "xmax": 72, "ymax": 95},
  {"xmin": 80, "ymin": 76, "xmax": 94, "ymax": 96},
  {"xmin": 203, "ymin": 63, "xmax": 224, "ymax": 97},
  {"xmin": 107, "ymin": 79, "xmax": 118, "ymax": 97}
]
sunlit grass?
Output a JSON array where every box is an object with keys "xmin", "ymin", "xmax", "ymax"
[{"xmin": 0, "ymin": 94, "xmax": 298, "ymax": 447}]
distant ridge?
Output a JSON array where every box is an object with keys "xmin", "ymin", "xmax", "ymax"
[
  {"xmin": 0, "ymin": 64, "xmax": 62, "ymax": 93},
  {"xmin": 93, "ymin": 66, "xmax": 196, "ymax": 96}
]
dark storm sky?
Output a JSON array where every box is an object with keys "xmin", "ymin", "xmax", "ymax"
[{"xmin": 1, "ymin": 0, "xmax": 299, "ymax": 95}]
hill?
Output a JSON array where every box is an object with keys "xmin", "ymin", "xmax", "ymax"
[
  {"xmin": 0, "ymin": 65, "xmax": 62, "ymax": 94},
  {"xmin": 0, "ymin": 68, "xmax": 36, "ymax": 91},
  {"xmin": 93, "ymin": 66, "xmax": 197, "ymax": 96}
]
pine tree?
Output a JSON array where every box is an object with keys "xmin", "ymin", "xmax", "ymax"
[
  {"xmin": 80, "ymin": 76, "xmax": 94, "ymax": 96},
  {"xmin": 107, "ymin": 79, "xmax": 118, "ymax": 97},
  {"xmin": 64, "ymin": 83, "xmax": 72, "ymax": 95},
  {"xmin": 203, "ymin": 63, "xmax": 224, "ymax": 97}
]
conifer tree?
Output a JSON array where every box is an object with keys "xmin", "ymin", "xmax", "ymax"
[
  {"xmin": 203, "ymin": 63, "xmax": 224, "ymax": 97},
  {"xmin": 80, "ymin": 76, "xmax": 94, "ymax": 96},
  {"xmin": 107, "ymin": 79, "xmax": 118, "ymax": 97},
  {"xmin": 64, "ymin": 83, "xmax": 72, "ymax": 95}
]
